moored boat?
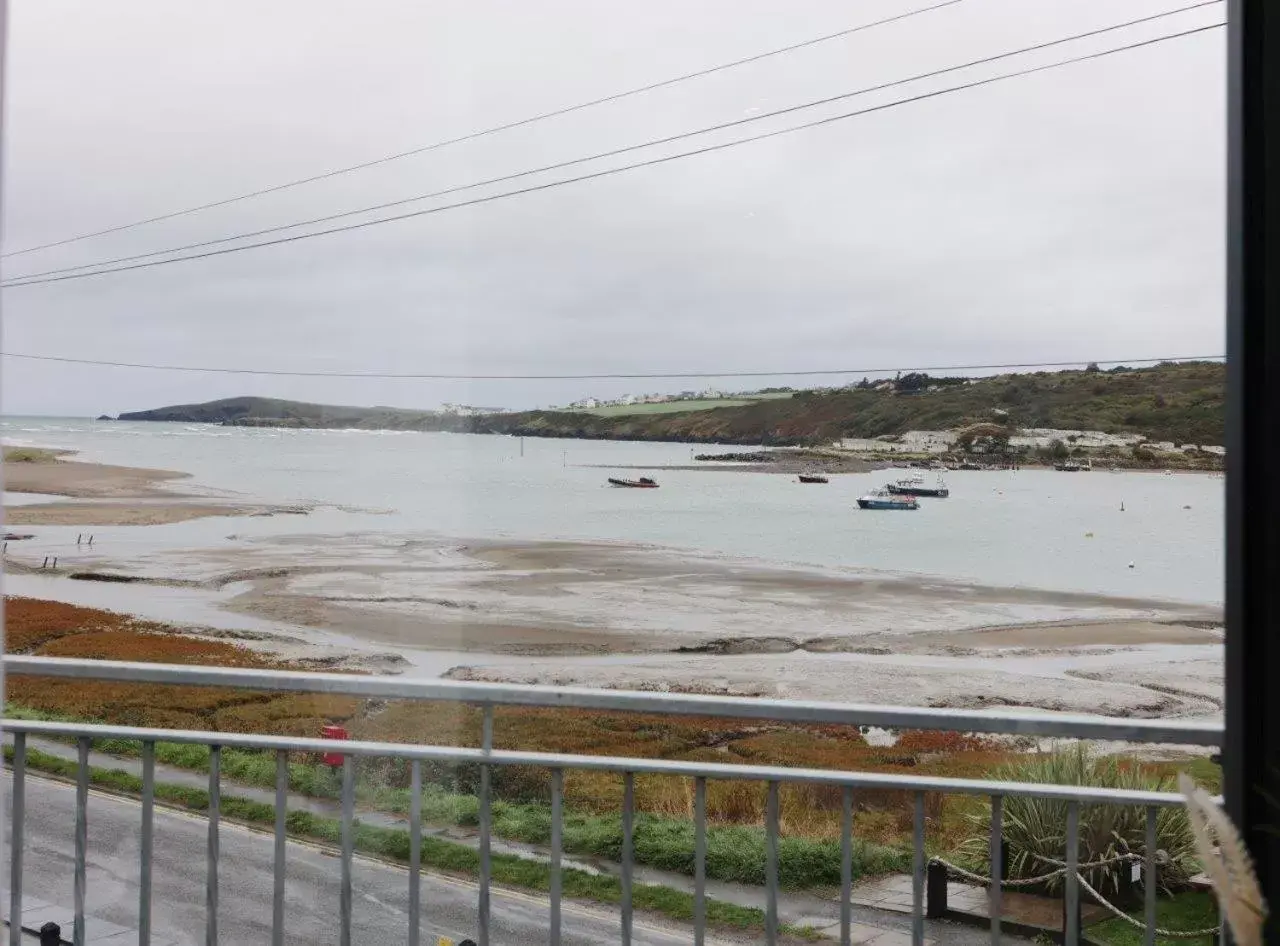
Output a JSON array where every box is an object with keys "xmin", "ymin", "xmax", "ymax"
[
  {"xmin": 857, "ymin": 488, "xmax": 919, "ymax": 510},
  {"xmin": 798, "ymin": 474, "xmax": 829, "ymax": 484},
  {"xmin": 885, "ymin": 473, "xmax": 949, "ymax": 498},
  {"xmin": 608, "ymin": 477, "xmax": 659, "ymax": 488}
]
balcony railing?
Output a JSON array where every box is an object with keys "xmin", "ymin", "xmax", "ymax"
[{"xmin": 1, "ymin": 655, "xmax": 1222, "ymax": 946}]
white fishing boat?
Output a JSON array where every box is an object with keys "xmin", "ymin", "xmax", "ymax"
[{"xmin": 857, "ymin": 488, "xmax": 919, "ymax": 510}]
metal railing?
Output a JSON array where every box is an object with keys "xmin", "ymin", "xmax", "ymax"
[{"xmin": 1, "ymin": 656, "xmax": 1222, "ymax": 946}]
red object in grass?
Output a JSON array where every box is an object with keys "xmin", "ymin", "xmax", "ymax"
[{"xmin": 322, "ymin": 724, "xmax": 349, "ymax": 766}]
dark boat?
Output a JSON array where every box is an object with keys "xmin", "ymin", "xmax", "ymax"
[
  {"xmin": 608, "ymin": 477, "xmax": 659, "ymax": 488},
  {"xmin": 884, "ymin": 473, "xmax": 949, "ymax": 498},
  {"xmin": 798, "ymin": 474, "xmax": 829, "ymax": 484}
]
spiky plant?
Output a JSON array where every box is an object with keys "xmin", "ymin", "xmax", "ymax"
[{"xmin": 963, "ymin": 745, "xmax": 1197, "ymax": 896}]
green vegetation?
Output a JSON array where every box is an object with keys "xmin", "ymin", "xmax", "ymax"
[
  {"xmin": 120, "ymin": 362, "xmax": 1225, "ymax": 446},
  {"xmin": 574, "ymin": 393, "xmax": 794, "ymax": 417},
  {"xmin": 2, "ymin": 446, "xmax": 63, "ymax": 463},
  {"xmin": 963, "ymin": 747, "xmax": 1198, "ymax": 896},
  {"xmin": 1089, "ymin": 891, "xmax": 1219, "ymax": 946},
  {"xmin": 494, "ymin": 362, "xmax": 1224, "ymax": 447},
  {"xmin": 579, "ymin": 398, "xmax": 755, "ymax": 416},
  {"xmin": 6, "ymin": 743, "xmax": 819, "ymax": 937}
]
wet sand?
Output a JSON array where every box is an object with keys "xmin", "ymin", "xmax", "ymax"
[
  {"xmin": 5, "ymin": 501, "xmax": 261, "ymax": 527},
  {"xmin": 2, "ymin": 449, "xmax": 294, "ymax": 525},
  {"xmin": 445, "ymin": 643, "xmax": 1223, "ymax": 718},
  {"xmin": 40, "ymin": 527, "xmax": 1225, "ymax": 718},
  {"xmin": 5, "ymin": 453, "xmax": 189, "ymax": 498}
]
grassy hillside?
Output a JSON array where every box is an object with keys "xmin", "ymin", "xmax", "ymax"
[
  {"xmin": 118, "ymin": 362, "xmax": 1225, "ymax": 446},
  {"xmin": 483, "ymin": 362, "xmax": 1225, "ymax": 446},
  {"xmin": 576, "ymin": 393, "xmax": 791, "ymax": 416},
  {"xmin": 118, "ymin": 396, "xmax": 446, "ymax": 429}
]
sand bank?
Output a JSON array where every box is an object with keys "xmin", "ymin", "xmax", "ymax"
[
  {"xmin": 2, "ymin": 447, "xmax": 299, "ymax": 525},
  {"xmin": 4, "ymin": 450, "xmax": 189, "ymax": 498}
]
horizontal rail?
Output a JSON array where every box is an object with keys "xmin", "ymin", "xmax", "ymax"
[
  {"xmin": 2, "ymin": 718, "xmax": 1189, "ymax": 806},
  {"xmin": 1, "ymin": 656, "xmax": 1222, "ymax": 745}
]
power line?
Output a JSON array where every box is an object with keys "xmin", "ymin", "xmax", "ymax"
[
  {"xmin": 0, "ymin": 351, "xmax": 1224, "ymax": 380},
  {"xmin": 0, "ymin": 20, "xmax": 1225, "ymax": 290},
  {"xmin": 0, "ymin": 0, "xmax": 969, "ymax": 259},
  {"xmin": 5, "ymin": 1, "xmax": 1224, "ymax": 285}
]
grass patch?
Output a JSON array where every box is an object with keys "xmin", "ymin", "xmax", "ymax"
[
  {"xmin": 6, "ymin": 746, "xmax": 808, "ymax": 936},
  {"xmin": 577, "ymin": 399, "xmax": 758, "ymax": 417},
  {"xmin": 2, "ymin": 446, "xmax": 63, "ymax": 463},
  {"xmin": 1089, "ymin": 891, "xmax": 1219, "ymax": 946}
]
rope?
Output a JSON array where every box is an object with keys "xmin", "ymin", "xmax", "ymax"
[
  {"xmin": 1029, "ymin": 849, "xmax": 1172, "ymax": 875},
  {"xmin": 928, "ymin": 858, "xmax": 1222, "ymax": 939},
  {"xmin": 1075, "ymin": 873, "xmax": 1221, "ymax": 938},
  {"xmin": 929, "ymin": 857, "xmax": 1067, "ymax": 888}
]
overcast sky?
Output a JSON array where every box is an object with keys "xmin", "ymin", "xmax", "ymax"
[{"xmin": 0, "ymin": 0, "xmax": 1225, "ymax": 416}]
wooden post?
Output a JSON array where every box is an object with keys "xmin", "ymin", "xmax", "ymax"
[{"xmin": 926, "ymin": 861, "xmax": 949, "ymax": 918}]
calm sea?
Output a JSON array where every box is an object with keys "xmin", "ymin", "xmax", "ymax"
[{"xmin": 1, "ymin": 417, "xmax": 1224, "ymax": 606}]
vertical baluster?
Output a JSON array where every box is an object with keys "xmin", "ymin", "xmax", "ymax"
[
  {"xmin": 1065, "ymin": 801, "xmax": 1080, "ymax": 946},
  {"xmin": 989, "ymin": 795, "xmax": 1003, "ymax": 946},
  {"xmin": 74, "ymin": 737, "xmax": 88, "ymax": 946},
  {"xmin": 694, "ymin": 777, "xmax": 707, "ymax": 946},
  {"xmin": 207, "ymin": 746, "xmax": 221, "ymax": 946},
  {"xmin": 1144, "ymin": 806, "xmax": 1157, "ymax": 946},
  {"xmin": 765, "ymin": 781, "xmax": 780, "ymax": 946},
  {"xmin": 272, "ymin": 750, "xmax": 287, "ymax": 946},
  {"xmin": 410, "ymin": 759, "xmax": 422, "ymax": 946},
  {"xmin": 621, "ymin": 772, "xmax": 634, "ymax": 945},
  {"xmin": 912, "ymin": 792, "xmax": 925, "ymax": 946},
  {"xmin": 139, "ymin": 740, "xmax": 155, "ymax": 946},
  {"xmin": 841, "ymin": 786, "xmax": 853, "ymax": 946},
  {"xmin": 478, "ymin": 761, "xmax": 491, "ymax": 946},
  {"xmin": 340, "ymin": 755, "xmax": 355, "ymax": 946},
  {"xmin": 8, "ymin": 733, "xmax": 25, "ymax": 946},
  {"xmin": 550, "ymin": 769, "xmax": 563, "ymax": 946}
]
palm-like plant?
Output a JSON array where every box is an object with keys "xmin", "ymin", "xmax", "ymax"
[{"xmin": 963, "ymin": 745, "xmax": 1198, "ymax": 896}]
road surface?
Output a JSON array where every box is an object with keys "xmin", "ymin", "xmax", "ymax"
[{"xmin": 8, "ymin": 771, "xmax": 712, "ymax": 945}]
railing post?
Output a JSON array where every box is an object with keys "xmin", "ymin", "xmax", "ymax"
[
  {"xmin": 990, "ymin": 794, "xmax": 1003, "ymax": 946},
  {"xmin": 8, "ymin": 732, "xmax": 24, "ymax": 946},
  {"xmin": 926, "ymin": 861, "xmax": 948, "ymax": 918},
  {"xmin": 1064, "ymin": 802, "xmax": 1080, "ymax": 946},
  {"xmin": 912, "ymin": 792, "xmax": 926, "ymax": 946}
]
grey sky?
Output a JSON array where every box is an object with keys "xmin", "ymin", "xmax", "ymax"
[{"xmin": 1, "ymin": 0, "xmax": 1225, "ymax": 416}]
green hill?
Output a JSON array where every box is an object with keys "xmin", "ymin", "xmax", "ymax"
[{"xmin": 117, "ymin": 361, "xmax": 1226, "ymax": 447}]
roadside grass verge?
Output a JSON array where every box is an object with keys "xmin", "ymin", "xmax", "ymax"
[{"xmin": 4, "ymin": 745, "xmax": 821, "ymax": 939}]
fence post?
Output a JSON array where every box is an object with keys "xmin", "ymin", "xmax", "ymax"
[
  {"xmin": 1062, "ymin": 885, "xmax": 1082, "ymax": 939},
  {"xmin": 926, "ymin": 861, "xmax": 948, "ymax": 918}
]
